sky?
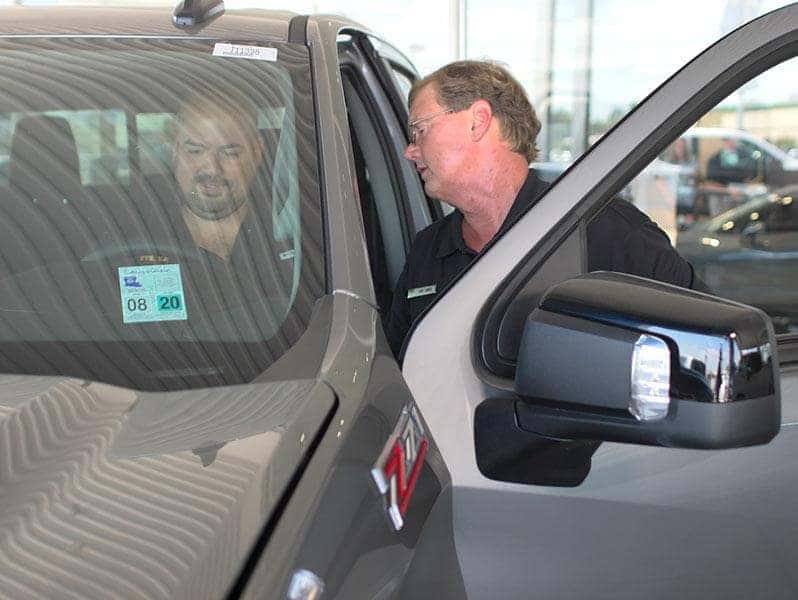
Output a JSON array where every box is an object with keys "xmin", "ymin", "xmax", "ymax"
[
  {"xmin": 1, "ymin": 0, "xmax": 795, "ymax": 120},
  {"xmin": 589, "ymin": 0, "xmax": 795, "ymax": 118},
  {"xmin": 223, "ymin": 0, "xmax": 795, "ymax": 120}
]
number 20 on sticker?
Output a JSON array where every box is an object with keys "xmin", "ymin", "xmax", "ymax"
[{"xmin": 157, "ymin": 295, "xmax": 182, "ymax": 311}]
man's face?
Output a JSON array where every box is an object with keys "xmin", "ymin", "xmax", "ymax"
[
  {"xmin": 173, "ymin": 107, "xmax": 264, "ymax": 220},
  {"xmin": 404, "ymin": 85, "xmax": 471, "ymax": 204}
]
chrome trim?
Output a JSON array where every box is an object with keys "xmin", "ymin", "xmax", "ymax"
[
  {"xmin": 286, "ymin": 569, "xmax": 325, "ymax": 600},
  {"xmin": 332, "ymin": 288, "xmax": 379, "ymax": 311}
]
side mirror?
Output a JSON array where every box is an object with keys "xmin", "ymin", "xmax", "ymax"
[
  {"xmin": 475, "ymin": 272, "xmax": 780, "ymax": 486},
  {"xmin": 511, "ymin": 272, "xmax": 780, "ymax": 449}
]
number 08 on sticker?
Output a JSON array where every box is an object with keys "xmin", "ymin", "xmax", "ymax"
[{"xmin": 118, "ymin": 264, "xmax": 188, "ymax": 324}]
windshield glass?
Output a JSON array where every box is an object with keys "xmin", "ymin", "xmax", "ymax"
[{"xmin": 0, "ymin": 38, "xmax": 324, "ymax": 391}]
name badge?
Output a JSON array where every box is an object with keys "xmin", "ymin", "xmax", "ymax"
[{"xmin": 407, "ymin": 285, "xmax": 437, "ymax": 299}]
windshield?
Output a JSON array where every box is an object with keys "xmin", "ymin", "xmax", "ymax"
[{"xmin": 0, "ymin": 38, "xmax": 323, "ymax": 391}]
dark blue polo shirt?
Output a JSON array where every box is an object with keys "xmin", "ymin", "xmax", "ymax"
[{"xmin": 385, "ymin": 170, "xmax": 706, "ymax": 358}]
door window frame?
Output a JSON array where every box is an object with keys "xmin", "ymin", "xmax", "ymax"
[{"xmin": 474, "ymin": 13, "xmax": 798, "ymax": 379}]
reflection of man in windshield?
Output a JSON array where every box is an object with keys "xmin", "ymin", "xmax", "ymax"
[
  {"xmin": 160, "ymin": 92, "xmax": 293, "ymax": 327},
  {"xmin": 172, "ymin": 94, "xmax": 266, "ymax": 261}
]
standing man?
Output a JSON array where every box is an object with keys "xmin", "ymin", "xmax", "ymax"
[{"xmin": 385, "ymin": 60, "xmax": 706, "ymax": 358}]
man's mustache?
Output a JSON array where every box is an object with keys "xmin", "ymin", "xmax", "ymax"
[{"xmin": 193, "ymin": 173, "xmax": 231, "ymax": 188}]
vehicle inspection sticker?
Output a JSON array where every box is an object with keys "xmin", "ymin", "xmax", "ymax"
[
  {"xmin": 118, "ymin": 264, "xmax": 187, "ymax": 324},
  {"xmin": 212, "ymin": 43, "xmax": 278, "ymax": 61}
]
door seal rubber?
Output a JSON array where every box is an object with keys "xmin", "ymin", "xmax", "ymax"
[{"xmin": 288, "ymin": 15, "xmax": 309, "ymax": 44}]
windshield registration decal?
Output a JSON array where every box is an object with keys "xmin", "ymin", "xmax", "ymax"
[
  {"xmin": 118, "ymin": 264, "xmax": 187, "ymax": 324},
  {"xmin": 212, "ymin": 43, "xmax": 278, "ymax": 62}
]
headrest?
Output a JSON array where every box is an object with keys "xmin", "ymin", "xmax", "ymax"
[{"xmin": 9, "ymin": 115, "xmax": 82, "ymax": 200}]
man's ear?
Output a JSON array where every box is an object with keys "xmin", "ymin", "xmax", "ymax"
[
  {"xmin": 252, "ymin": 133, "xmax": 266, "ymax": 169},
  {"xmin": 170, "ymin": 121, "xmax": 181, "ymax": 164},
  {"xmin": 257, "ymin": 133, "xmax": 266, "ymax": 157},
  {"xmin": 469, "ymin": 99, "xmax": 493, "ymax": 141}
]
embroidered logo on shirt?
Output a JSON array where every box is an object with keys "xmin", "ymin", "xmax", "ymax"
[{"xmin": 407, "ymin": 285, "xmax": 437, "ymax": 299}]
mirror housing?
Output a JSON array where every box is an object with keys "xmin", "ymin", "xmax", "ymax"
[{"xmin": 512, "ymin": 271, "xmax": 780, "ymax": 449}]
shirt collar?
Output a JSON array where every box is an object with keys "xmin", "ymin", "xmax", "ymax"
[
  {"xmin": 498, "ymin": 170, "xmax": 550, "ymax": 236},
  {"xmin": 435, "ymin": 209, "xmax": 471, "ymax": 258},
  {"xmin": 434, "ymin": 170, "xmax": 549, "ymax": 259}
]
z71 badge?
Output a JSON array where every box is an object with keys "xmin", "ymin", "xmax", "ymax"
[{"xmin": 371, "ymin": 404, "xmax": 428, "ymax": 531}]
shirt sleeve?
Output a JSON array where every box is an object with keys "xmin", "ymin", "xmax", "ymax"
[
  {"xmin": 588, "ymin": 202, "xmax": 710, "ymax": 293},
  {"xmin": 622, "ymin": 220, "xmax": 710, "ymax": 292}
]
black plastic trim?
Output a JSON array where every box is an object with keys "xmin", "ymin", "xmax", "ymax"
[
  {"xmin": 287, "ymin": 15, "xmax": 308, "ymax": 44},
  {"xmin": 515, "ymin": 394, "xmax": 780, "ymax": 449},
  {"xmin": 352, "ymin": 37, "xmax": 417, "ymax": 248},
  {"xmin": 299, "ymin": 25, "xmax": 331, "ymax": 295},
  {"xmin": 349, "ymin": 32, "xmax": 444, "ymax": 228},
  {"xmin": 475, "ymin": 397, "xmax": 599, "ymax": 487},
  {"xmin": 358, "ymin": 34, "xmax": 413, "ymax": 130}
]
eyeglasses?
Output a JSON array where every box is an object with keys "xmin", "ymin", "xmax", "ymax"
[{"xmin": 407, "ymin": 109, "xmax": 454, "ymax": 144}]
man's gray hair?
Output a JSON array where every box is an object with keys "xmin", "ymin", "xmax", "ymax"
[{"xmin": 409, "ymin": 60, "xmax": 541, "ymax": 162}]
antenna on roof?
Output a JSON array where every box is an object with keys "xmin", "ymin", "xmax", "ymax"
[{"xmin": 173, "ymin": 0, "xmax": 225, "ymax": 30}]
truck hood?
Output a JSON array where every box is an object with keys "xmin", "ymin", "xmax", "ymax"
[{"xmin": 0, "ymin": 375, "xmax": 335, "ymax": 599}]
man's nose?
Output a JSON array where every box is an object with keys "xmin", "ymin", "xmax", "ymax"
[
  {"xmin": 200, "ymin": 150, "xmax": 223, "ymax": 173},
  {"xmin": 404, "ymin": 141, "xmax": 419, "ymax": 161}
]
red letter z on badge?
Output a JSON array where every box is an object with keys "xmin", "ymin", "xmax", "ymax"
[{"xmin": 371, "ymin": 405, "xmax": 428, "ymax": 531}]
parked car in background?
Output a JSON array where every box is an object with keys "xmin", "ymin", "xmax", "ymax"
[
  {"xmin": 658, "ymin": 127, "xmax": 798, "ymax": 226},
  {"xmin": 543, "ymin": 126, "xmax": 798, "ymax": 240},
  {"xmin": 678, "ymin": 184, "xmax": 798, "ymax": 333},
  {"xmin": 0, "ymin": 3, "xmax": 795, "ymax": 600},
  {"xmin": 684, "ymin": 127, "xmax": 798, "ymax": 187}
]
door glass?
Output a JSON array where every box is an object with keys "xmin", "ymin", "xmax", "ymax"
[
  {"xmin": 342, "ymin": 72, "xmax": 407, "ymax": 313},
  {"xmin": 387, "ymin": 65, "xmax": 413, "ymax": 107},
  {"xmin": 613, "ymin": 57, "xmax": 798, "ymax": 333}
]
